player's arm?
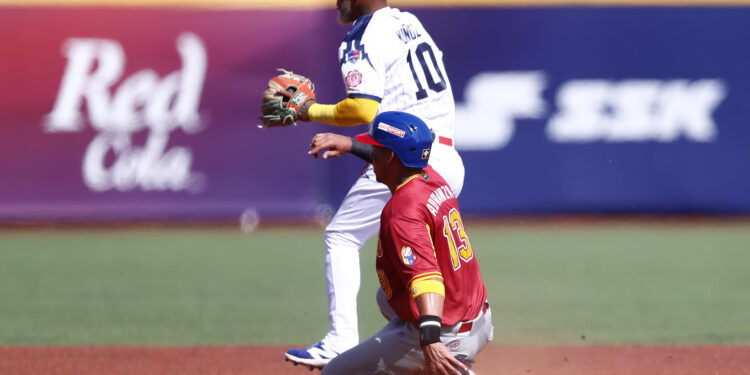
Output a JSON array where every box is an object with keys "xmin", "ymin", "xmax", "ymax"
[
  {"xmin": 308, "ymin": 132, "xmax": 373, "ymax": 163},
  {"xmin": 416, "ymin": 291, "xmax": 469, "ymax": 375},
  {"xmin": 301, "ymin": 97, "xmax": 379, "ymax": 127}
]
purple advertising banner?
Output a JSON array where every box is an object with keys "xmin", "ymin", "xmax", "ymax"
[{"xmin": 0, "ymin": 7, "xmax": 359, "ymax": 221}]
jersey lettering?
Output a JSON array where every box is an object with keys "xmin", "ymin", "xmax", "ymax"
[
  {"xmin": 426, "ymin": 185, "xmax": 455, "ymax": 217},
  {"xmin": 396, "ymin": 23, "xmax": 422, "ymax": 44}
]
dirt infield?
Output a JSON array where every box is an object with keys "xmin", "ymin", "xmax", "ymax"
[{"xmin": 1, "ymin": 345, "xmax": 749, "ymax": 375}]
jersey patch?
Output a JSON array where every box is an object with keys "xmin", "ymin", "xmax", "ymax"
[
  {"xmin": 346, "ymin": 50, "xmax": 363, "ymax": 64},
  {"xmin": 346, "ymin": 70, "xmax": 363, "ymax": 88},
  {"xmin": 401, "ymin": 246, "xmax": 416, "ymax": 265}
]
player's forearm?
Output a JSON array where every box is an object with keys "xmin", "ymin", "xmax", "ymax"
[
  {"xmin": 416, "ymin": 291, "xmax": 445, "ymax": 318},
  {"xmin": 306, "ymin": 97, "xmax": 379, "ymax": 126},
  {"xmin": 416, "ymin": 291, "xmax": 445, "ymax": 348}
]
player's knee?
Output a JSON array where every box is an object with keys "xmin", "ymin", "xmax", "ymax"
[{"xmin": 324, "ymin": 230, "xmax": 364, "ymax": 252}]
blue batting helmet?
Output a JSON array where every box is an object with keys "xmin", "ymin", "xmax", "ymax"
[{"xmin": 355, "ymin": 111, "xmax": 434, "ymax": 168}]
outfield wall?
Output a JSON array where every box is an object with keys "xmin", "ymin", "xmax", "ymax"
[{"xmin": 1, "ymin": 3, "xmax": 749, "ymax": 221}]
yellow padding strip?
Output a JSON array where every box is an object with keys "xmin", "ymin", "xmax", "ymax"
[{"xmin": 410, "ymin": 279, "xmax": 445, "ymax": 299}]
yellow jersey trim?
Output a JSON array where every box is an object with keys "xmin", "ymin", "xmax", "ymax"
[
  {"xmin": 410, "ymin": 279, "xmax": 445, "ymax": 299},
  {"xmin": 409, "ymin": 271, "xmax": 443, "ymax": 285},
  {"xmin": 396, "ymin": 174, "xmax": 422, "ymax": 191}
]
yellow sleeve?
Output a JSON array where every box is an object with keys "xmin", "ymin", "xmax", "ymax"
[{"xmin": 307, "ymin": 97, "xmax": 379, "ymax": 127}]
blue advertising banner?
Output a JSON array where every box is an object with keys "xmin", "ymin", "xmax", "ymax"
[{"xmin": 414, "ymin": 7, "xmax": 750, "ymax": 214}]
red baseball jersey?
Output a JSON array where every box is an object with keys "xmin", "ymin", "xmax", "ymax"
[{"xmin": 376, "ymin": 166, "xmax": 487, "ymax": 325}]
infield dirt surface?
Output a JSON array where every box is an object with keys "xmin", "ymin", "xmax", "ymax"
[{"xmin": 2, "ymin": 345, "xmax": 749, "ymax": 375}]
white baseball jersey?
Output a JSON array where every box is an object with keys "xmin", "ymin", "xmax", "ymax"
[{"xmin": 338, "ymin": 6, "xmax": 455, "ymax": 139}]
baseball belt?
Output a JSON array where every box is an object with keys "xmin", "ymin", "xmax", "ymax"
[
  {"xmin": 438, "ymin": 136, "xmax": 453, "ymax": 147},
  {"xmin": 453, "ymin": 301, "xmax": 490, "ymax": 334}
]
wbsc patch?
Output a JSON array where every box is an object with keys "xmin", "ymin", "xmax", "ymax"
[{"xmin": 401, "ymin": 246, "xmax": 416, "ymax": 265}]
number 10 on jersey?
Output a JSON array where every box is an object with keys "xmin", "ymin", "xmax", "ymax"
[{"xmin": 407, "ymin": 42, "xmax": 447, "ymax": 100}]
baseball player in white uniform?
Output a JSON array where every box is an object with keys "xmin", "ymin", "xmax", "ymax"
[{"xmin": 264, "ymin": 0, "xmax": 465, "ymax": 368}]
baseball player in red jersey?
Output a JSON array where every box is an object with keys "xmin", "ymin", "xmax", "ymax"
[{"xmin": 309, "ymin": 111, "xmax": 493, "ymax": 375}]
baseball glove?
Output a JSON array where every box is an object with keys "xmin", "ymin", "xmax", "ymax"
[{"xmin": 259, "ymin": 69, "xmax": 316, "ymax": 128}]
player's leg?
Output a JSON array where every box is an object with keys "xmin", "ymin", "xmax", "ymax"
[
  {"xmin": 320, "ymin": 316, "xmax": 425, "ymax": 375},
  {"xmin": 285, "ymin": 167, "xmax": 390, "ymax": 366}
]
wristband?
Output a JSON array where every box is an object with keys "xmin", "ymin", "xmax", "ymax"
[
  {"xmin": 419, "ymin": 315, "xmax": 442, "ymax": 347},
  {"xmin": 350, "ymin": 138, "xmax": 373, "ymax": 163}
]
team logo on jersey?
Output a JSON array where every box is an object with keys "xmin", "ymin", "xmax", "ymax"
[
  {"xmin": 449, "ymin": 341, "xmax": 461, "ymax": 351},
  {"xmin": 346, "ymin": 50, "xmax": 362, "ymax": 64},
  {"xmin": 346, "ymin": 70, "xmax": 363, "ymax": 88},
  {"xmin": 378, "ymin": 122, "xmax": 406, "ymax": 138},
  {"xmin": 401, "ymin": 246, "xmax": 416, "ymax": 265},
  {"xmin": 421, "ymin": 148, "xmax": 431, "ymax": 160}
]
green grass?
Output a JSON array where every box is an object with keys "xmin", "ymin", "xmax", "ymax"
[{"xmin": 0, "ymin": 222, "xmax": 748, "ymax": 346}]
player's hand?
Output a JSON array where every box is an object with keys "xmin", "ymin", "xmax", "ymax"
[
  {"xmin": 422, "ymin": 342, "xmax": 468, "ymax": 375},
  {"xmin": 308, "ymin": 133, "xmax": 353, "ymax": 159}
]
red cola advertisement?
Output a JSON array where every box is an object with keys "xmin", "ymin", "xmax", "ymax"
[{"xmin": 0, "ymin": 7, "xmax": 355, "ymax": 221}]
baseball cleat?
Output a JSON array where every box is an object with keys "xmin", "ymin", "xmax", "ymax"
[{"xmin": 284, "ymin": 341, "xmax": 338, "ymax": 369}]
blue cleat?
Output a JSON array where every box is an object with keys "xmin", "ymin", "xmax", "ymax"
[{"xmin": 284, "ymin": 341, "xmax": 339, "ymax": 369}]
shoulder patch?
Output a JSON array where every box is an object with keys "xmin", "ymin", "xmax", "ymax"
[
  {"xmin": 401, "ymin": 246, "xmax": 416, "ymax": 266},
  {"xmin": 346, "ymin": 70, "xmax": 363, "ymax": 88}
]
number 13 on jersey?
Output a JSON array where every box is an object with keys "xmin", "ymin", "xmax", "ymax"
[{"xmin": 442, "ymin": 208, "xmax": 474, "ymax": 270}]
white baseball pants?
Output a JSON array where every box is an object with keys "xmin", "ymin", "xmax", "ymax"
[{"xmin": 321, "ymin": 289, "xmax": 494, "ymax": 374}]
